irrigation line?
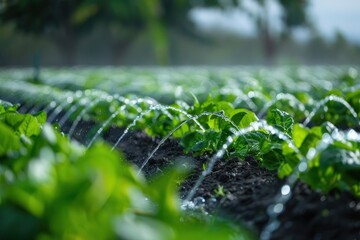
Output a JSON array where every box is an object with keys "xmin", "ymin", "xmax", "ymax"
[{"xmin": 137, "ymin": 111, "xmax": 240, "ymax": 175}]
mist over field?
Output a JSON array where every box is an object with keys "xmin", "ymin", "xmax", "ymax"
[{"xmin": 0, "ymin": 0, "xmax": 359, "ymax": 66}]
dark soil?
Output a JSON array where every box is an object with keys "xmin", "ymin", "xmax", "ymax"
[
  {"xmin": 30, "ymin": 115, "xmax": 360, "ymax": 240},
  {"xmin": 98, "ymin": 126, "xmax": 360, "ymax": 240},
  {"xmin": 6, "ymin": 87, "xmax": 360, "ymax": 239}
]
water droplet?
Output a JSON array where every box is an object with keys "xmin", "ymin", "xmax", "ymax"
[
  {"xmin": 84, "ymin": 89, "xmax": 91, "ymax": 96},
  {"xmin": 226, "ymin": 136, "xmax": 233, "ymax": 143},
  {"xmin": 281, "ymin": 185, "xmax": 291, "ymax": 196},
  {"xmin": 75, "ymin": 90, "xmax": 82, "ymax": 97},
  {"xmin": 181, "ymin": 200, "xmax": 195, "ymax": 210},
  {"xmin": 175, "ymin": 86, "xmax": 183, "ymax": 97},
  {"xmin": 106, "ymin": 96, "xmax": 113, "ymax": 102},
  {"xmin": 356, "ymin": 203, "xmax": 360, "ymax": 210},
  {"xmin": 248, "ymin": 91, "xmax": 255, "ymax": 98},
  {"xmin": 306, "ymin": 148, "xmax": 316, "ymax": 159},
  {"xmin": 298, "ymin": 162, "xmax": 308, "ymax": 172},
  {"xmin": 194, "ymin": 197, "xmax": 206, "ymax": 207},
  {"xmin": 216, "ymin": 150, "xmax": 224, "ymax": 158},
  {"xmin": 349, "ymin": 67, "xmax": 358, "ymax": 78},
  {"xmin": 347, "ymin": 129, "xmax": 359, "ymax": 141},
  {"xmin": 273, "ymin": 203, "xmax": 284, "ymax": 214},
  {"xmin": 80, "ymin": 98, "xmax": 88, "ymax": 105},
  {"xmin": 331, "ymin": 131, "xmax": 342, "ymax": 141},
  {"xmin": 229, "ymin": 128, "xmax": 237, "ymax": 134},
  {"xmin": 268, "ymin": 220, "xmax": 280, "ymax": 230},
  {"xmin": 49, "ymin": 101, "xmax": 56, "ymax": 108},
  {"xmin": 208, "ymin": 197, "xmax": 217, "ymax": 208},
  {"xmin": 66, "ymin": 96, "xmax": 73, "ymax": 103},
  {"xmin": 322, "ymin": 133, "xmax": 332, "ymax": 144}
]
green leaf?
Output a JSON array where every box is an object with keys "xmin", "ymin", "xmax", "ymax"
[
  {"xmin": 266, "ymin": 108, "xmax": 294, "ymax": 135},
  {"xmin": 34, "ymin": 111, "xmax": 47, "ymax": 125},
  {"xmin": 180, "ymin": 131, "xmax": 205, "ymax": 154},
  {"xmin": 0, "ymin": 206, "xmax": 40, "ymax": 239},
  {"xmin": 230, "ymin": 109, "xmax": 258, "ymax": 128},
  {"xmin": 0, "ymin": 122, "xmax": 20, "ymax": 156},
  {"xmin": 261, "ymin": 148, "xmax": 284, "ymax": 170},
  {"xmin": 278, "ymin": 153, "xmax": 300, "ymax": 178},
  {"xmin": 0, "ymin": 100, "xmax": 18, "ymax": 113},
  {"xmin": 299, "ymin": 132, "xmax": 322, "ymax": 156},
  {"xmin": 234, "ymin": 131, "xmax": 268, "ymax": 157},
  {"xmin": 0, "ymin": 112, "xmax": 45, "ymax": 138},
  {"xmin": 148, "ymin": 164, "xmax": 189, "ymax": 221},
  {"xmin": 292, "ymin": 123, "xmax": 309, "ymax": 148}
]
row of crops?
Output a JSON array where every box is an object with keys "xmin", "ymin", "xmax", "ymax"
[{"xmin": 0, "ymin": 66, "xmax": 359, "ymax": 239}]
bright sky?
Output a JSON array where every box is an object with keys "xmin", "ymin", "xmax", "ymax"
[
  {"xmin": 311, "ymin": 0, "xmax": 360, "ymax": 43},
  {"xmin": 190, "ymin": 0, "xmax": 360, "ymax": 44}
]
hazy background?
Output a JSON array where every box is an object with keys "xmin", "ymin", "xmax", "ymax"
[{"xmin": 0, "ymin": 0, "xmax": 359, "ymax": 67}]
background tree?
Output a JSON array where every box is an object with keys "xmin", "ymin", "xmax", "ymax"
[
  {"xmin": 0, "ymin": 0, "xmax": 309, "ymax": 65},
  {"xmin": 0, "ymin": 0, "xmax": 230, "ymax": 65},
  {"xmin": 240, "ymin": 0, "xmax": 309, "ymax": 64}
]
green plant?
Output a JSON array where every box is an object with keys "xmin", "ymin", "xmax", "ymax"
[
  {"xmin": 1, "ymin": 66, "xmax": 360, "ymax": 199},
  {"xmin": 0, "ymin": 101, "xmax": 254, "ymax": 239},
  {"xmin": 214, "ymin": 184, "xmax": 225, "ymax": 197}
]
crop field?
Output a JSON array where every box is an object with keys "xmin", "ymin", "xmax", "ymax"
[{"xmin": 0, "ymin": 66, "xmax": 360, "ymax": 239}]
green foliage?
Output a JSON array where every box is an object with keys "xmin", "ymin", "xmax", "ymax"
[
  {"xmin": 180, "ymin": 98, "xmax": 259, "ymax": 155},
  {"xmin": 0, "ymin": 102, "xmax": 252, "ymax": 239},
  {"xmin": 279, "ymin": 122, "xmax": 360, "ymax": 197},
  {"xmin": 0, "ymin": 121, "xmax": 20, "ymax": 156},
  {"xmin": 278, "ymin": 0, "xmax": 309, "ymax": 28},
  {"xmin": 1, "ymin": 66, "xmax": 360, "ymax": 240},
  {"xmin": 1, "ymin": 66, "xmax": 360, "ymax": 201},
  {"xmin": 0, "ymin": 0, "xmax": 314, "ymax": 65},
  {"xmin": 0, "ymin": 111, "xmax": 46, "ymax": 137},
  {"xmin": 266, "ymin": 108, "xmax": 294, "ymax": 135},
  {"xmin": 214, "ymin": 184, "xmax": 225, "ymax": 197},
  {"xmin": 0, "ymin": 101, "xmax": 45, "ymax": 158}
]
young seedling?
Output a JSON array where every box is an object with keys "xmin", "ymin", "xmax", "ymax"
[
  {"xmin": 202, "ymin": 162, "xmax": 208, "ymax": 172},
  {"xmin": 214, "ymin": 184, "xmax": 225, "ymax": 197}
]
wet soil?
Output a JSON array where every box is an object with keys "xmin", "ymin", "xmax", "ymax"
[
  {"xmin": 37, "ymin": 116, "xmax": 360, "ymax": 240},
  {"xmin": 96, "ymin": 127, "xmax": 360, "ymax": 240},
  {"xmin": 6, "ymin": 85, "xmax": 360, "ymax": 239}
]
